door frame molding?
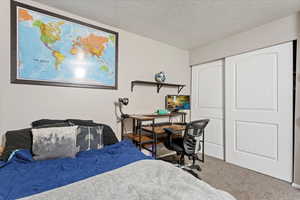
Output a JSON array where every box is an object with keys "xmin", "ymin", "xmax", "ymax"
[{"xmin": 292, "ymin": 40, "xmax": 297, "ymax": 183}]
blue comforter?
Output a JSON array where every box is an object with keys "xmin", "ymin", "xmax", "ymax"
[{"xmin": 0, "ymin": 140, "xmax": 151, "ymax": 200}]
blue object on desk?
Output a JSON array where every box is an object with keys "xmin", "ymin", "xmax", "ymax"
[{"xmin": 156, "ymin": 109, "xmax": 170, "ymax": 115}]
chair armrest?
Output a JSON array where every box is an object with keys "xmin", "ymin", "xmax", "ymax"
[{"xmin": 164, "ymin": 128, "xmax": 176, "ymax": 136}]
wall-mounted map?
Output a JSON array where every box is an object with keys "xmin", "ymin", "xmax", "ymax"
[{"xmin": 11, "ymin": 2, "xmax": 118, "ymax": 89}]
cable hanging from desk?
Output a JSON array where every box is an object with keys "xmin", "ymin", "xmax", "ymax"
[{"xmin": 131, "ymin": 80, "xmax": 186, "ymax": 94}]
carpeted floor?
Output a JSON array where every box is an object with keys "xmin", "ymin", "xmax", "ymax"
[
  {"xmin": 199, "ymin": 156, "xmax": 300, "ymax": 200},
  {"xmin": 162, "ymin": 154, "xmax": 300, "ymax": 200}
]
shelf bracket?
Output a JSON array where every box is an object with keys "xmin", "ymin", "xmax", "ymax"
[
  {"xmin": 178, "ymin": 86, "xmax": 184, "ymax": 94},
  {"xmin": 131, "ymin": 82, "xmax": 135, "ymax": 92},
  {"xmin": 157, "ymin": 84, "xmax": 163, "ymax": 93}
]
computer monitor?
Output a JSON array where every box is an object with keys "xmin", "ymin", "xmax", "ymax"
[{"xmin": 166, "ymin": 95, "xmax": 191, "ymax": 111}]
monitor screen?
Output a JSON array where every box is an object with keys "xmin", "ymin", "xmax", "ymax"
[{"xmin": 166, "ymin": 95, "xmax": 190, "ymax": 110}]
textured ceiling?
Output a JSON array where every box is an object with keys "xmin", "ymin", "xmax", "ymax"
[{"xmin": 32, "ymin": 0, "xmax": 300, "ymax": 50}]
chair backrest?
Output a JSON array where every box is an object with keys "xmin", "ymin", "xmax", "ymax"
[{"xmin": 183, "ymin": 119, "xmax": 209, "ymax": 155}]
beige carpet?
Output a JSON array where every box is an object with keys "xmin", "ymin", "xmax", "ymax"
[
  {"xmin": 199, "ymin": 156, "xmax": 300, "ymax": 200},
  {"xmin": 162, "ymin": 154, "xmax": 300, "ymax": 200}
]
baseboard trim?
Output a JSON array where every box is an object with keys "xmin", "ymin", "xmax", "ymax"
[{"xmin": 292, "ymin": 183, "xmax": 300, "ymax": 189}]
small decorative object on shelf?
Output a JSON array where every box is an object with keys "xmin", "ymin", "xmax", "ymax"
[{"xmin": 154, "ymin": 71, "xmax": 166, "ymax": 83}]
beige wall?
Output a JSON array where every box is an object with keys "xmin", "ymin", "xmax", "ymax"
[
  {"xmin": 189, "ymin": 13, "xmax": 300, "ymax": 185},
  {"xmin": 0, "ymin": 0, "xmax": 190, "ymax": 145},
  {"xmin": 190, "ymin": 14, "xmax": 300, "ymax": 65}
]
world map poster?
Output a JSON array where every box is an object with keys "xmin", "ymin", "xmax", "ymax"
[{"xmin": 12, "ymin": 2, "xmax": 118, "ymax": 89}]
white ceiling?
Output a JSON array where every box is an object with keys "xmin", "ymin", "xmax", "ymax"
[{"xmin": 32, "ymin": 0, "xmax": 300, "ymax": 50}]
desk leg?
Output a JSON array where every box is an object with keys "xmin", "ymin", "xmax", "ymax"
[
  {"xmin": 132, "ymin": 118, "xmax": 136, "ymax": 133},
  {"xmin": 121, "ymin": 118, "xmax": 124, "ymax": 140},
  {"xmin": 202, "ymin": 130, "xmax": 205, "ymax": 162},
  {"xmin": 152, "ymin": 119, "xmax": 157, "ymax": 159},
  {"xmin": 138, "ymin": 120, "xmax": 142, "ymax": 151}
]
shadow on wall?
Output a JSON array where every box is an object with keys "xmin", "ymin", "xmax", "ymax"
[
  {"xmin": 114, "ymin": 101, "xmax": 122, "ymax": 124},
  {"xmin": 0, "ymin": 134, "xmax": 5, "ymax": 147},
  {"xmin": 113, "ymin": 100, "xmax": 134, "ymax": 135}
]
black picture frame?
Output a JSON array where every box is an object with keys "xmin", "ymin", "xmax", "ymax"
[{"xmin": 11, "ymin": 1, "xmax": 118, "ymax": 90}]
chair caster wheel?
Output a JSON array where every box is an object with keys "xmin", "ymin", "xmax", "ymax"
[{"xmin": 196, "ymin": 165, "xmax": 202, "ymax": 171}]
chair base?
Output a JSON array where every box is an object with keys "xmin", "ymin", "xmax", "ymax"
[
  {"xmin": 187, "ymin": 163, "xmax": 202, "ymax": 171},
  {"xmin": 182, "ymin": 168, "xmax": 200, "ymax": 179},
  {"xmin": 160, "ymin": 154, "xmax": 202, "ymax": 179},
  {"xmin": 172, "ymin": 163, "xmax": 202, "ymax": 179}
]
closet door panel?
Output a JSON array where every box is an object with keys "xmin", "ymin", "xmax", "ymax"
[
  {"xmin": 192, "ymin": 60, "xmax": 224, "ymax": 160},
  {"xmin": 225, "ymin": 42, "xmax": 293, "ymax": 182}
]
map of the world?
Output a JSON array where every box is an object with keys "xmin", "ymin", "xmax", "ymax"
[{"xmin": 17, "ymin": 7, "xmax": 117, "ymax": 88}]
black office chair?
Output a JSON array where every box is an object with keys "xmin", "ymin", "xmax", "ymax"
[{"xmin": 163, "ymin": 119, "xmax": 209, "ymax": 178}]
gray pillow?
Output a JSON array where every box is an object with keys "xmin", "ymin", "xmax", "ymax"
[
  {"xmin": 77, "ymin": 126, "xmax": 104, "ymax": 152},
  {"xmin": 32, "ymin": 126, "xmax": 78, "ymax": 160}
]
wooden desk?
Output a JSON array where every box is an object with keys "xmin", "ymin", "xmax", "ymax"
[
  {"xmin": 122, "ymin": 115, "xmax": 156, "ymax": 157},
  {"xmin": 141, "ymin": 112, "xmax": 186, "ymax": 122},
  {"xmin": 142, "ymin": 124, "xmax": 186, "ymax": 135},
  {"xmin": 122, "ymin": 112, "xmax": 187, "ymax": 158},
  {"xmin": 129, "ymin": 115, "xmax": 155, "ymax": 121}
]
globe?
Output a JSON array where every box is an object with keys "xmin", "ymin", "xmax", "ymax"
[{"xmin": 155, "ymin": 71, "xmax": 166, "ymax": 83}]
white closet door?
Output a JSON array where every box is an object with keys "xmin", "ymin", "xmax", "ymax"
[
  {"xmin": 192, "ymin": 60, "xmax": 224, "ymax": 160},
  {"xmin": 225, "ymin": 42, "xmax": 293, "ymax": 182}
]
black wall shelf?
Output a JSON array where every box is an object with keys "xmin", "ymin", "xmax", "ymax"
[{"xmin": 131, "ymin": 80, "xmax": 185, "ymax": 94}]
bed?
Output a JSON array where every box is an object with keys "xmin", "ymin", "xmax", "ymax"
[
  {"xmin": 0, "ymin": 140, "xmax": 235, "ymax": 200},
  {"xmin": 0, "ymin": 118, "xmax": 235, "ymax": 200}
]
